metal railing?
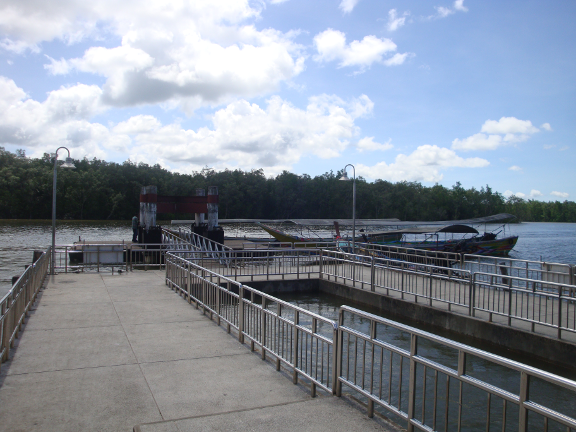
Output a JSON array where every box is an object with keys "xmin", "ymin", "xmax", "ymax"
[
  {"xmin": 344, "ymin": 241, "xmax": 462, "ymax": 268},
  {"xmin": 462, "ymin": 255, "xmax": 576, "ymax": 287},
  {"xmin": 172, "ymin": 247, "xmax": 322, "ymax": 282},
  {"xmin": 472, "ymin": 272, "xmax": 576, "ymax": 338},
  {"xmin": 165, "ymin": 252, "xmax": 337, "ymax": 395},
  {"xmin": 162, "ymin": 228, "xmax": 233, "ymax": 265},
  {"xmin": 335, "ymin": 306, "xmax": 576, "ymax": 432},
  {"xmin": 53, "ymin": 242, "xmax": 165, "ymax": 273},
  {"xmin": 319, "ymin": 249, "xmax": 576, "ymax": 339},
  {"xmin": 1, "ymin": 247, "xmax": 50, "ymax": 368},
  {"xmin": 163, "ymin": 251, "xmax": 576, "ymax": 431}
]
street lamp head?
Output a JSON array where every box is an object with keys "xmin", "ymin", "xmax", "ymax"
[
  {"xmin": 61, "ymin": 157, "xmax": 75, "ymax": 169},
  {"xmin": 339, "ymin": 172, "xmax": 349, "ymax": 181}
]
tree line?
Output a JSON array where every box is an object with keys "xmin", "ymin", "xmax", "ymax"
[{"xmin": 1, "ymin": 147, "xmax": 575, "ymax": 222}]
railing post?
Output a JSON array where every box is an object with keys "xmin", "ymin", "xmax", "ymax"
[
  {"xmin": 238, "ymin": 285, "xmax": 244, "ymax": 343},
  {"xmin": 407, "ymin": 333, "xmax": 418, "ymax": 432},
  {"xmin": 319, "ymin": 249, "xmax": 323, "ymax": 279},
  {"xmin": 297, "ymin": 252, "xmax": 300, "ymax": 280},
  {"xmin": 293, "ymin": 310, "xmax": 299, "ymax": 385},
  {"xmin": 311, "ymin": 318, "xmax": 317, "ymax": 398},
  {"xmin": 187, "ymin": 261, "xmax": 192, "ymax": 304},
  {"xmin": 469, "ymin": 273, "xmax": 475, "ymax": 317},
  {"xmin": 518, "ymin": 371, "xmax": 530, "ymax": 432},
  {"xmin": 216, "ymin": 277, "xmax": 221, "ymax": 326},
  {"xmin": 508, "ymin": 277, "xmax": 513, "ymax": 326},
  {"xmin": 261, "ymin": 297, "xmax": 267, "ymax": 361},
  {"xmin": 401, "ymin": 262, "xmax": 405, "ymax": 299},
  {"xmin": 558, "ymin": 286, "xmax": 563, "ymax": 339},
  {"xmin": 428, "ymin": 267, "xmax": 433, "ymax": 306},
  {"xmin": 367, "ymin": 320, "xmax": 376, "ymax": 417},
  {"xmin": 334, "ymin": 308, "xmax": 343, "ymax": 397},
  {"xmin": 371, "ymin": 256, "xmax": 375, "ymax": 292}
]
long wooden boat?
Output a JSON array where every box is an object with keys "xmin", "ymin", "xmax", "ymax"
[
  {"xmin": 257, "ymin": 223, "xmax": 402, "ymax": 246},
  {"xmin": 369, "ymin": 225, "xmax": 518, "ymax": 257}
]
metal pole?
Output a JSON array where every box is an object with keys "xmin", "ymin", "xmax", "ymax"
[
  {"xmin": 51, "ymin": 157, "xmax": 58, "ymax": 275},
  {"xmin": 352, "ymin": 170, "xmax": 356, "ymax": 254},
  {"xmin": 51, "ymin": 147, "xmax": 73, "ymax": 275}
]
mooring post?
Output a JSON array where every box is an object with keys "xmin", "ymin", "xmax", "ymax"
[
  {"xmin": 207, "ymin": 186, "xmax": 218, "ymax": 231},
  {"xmin": 140, "ymin": 185, "xmax": 157, "ymax": 232},
  {"xmin": 195, "ymin": 189, "xmax": 205, "ymax": 229}
]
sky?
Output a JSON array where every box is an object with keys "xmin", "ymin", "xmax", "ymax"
[{"xmin": 0, "ymin": 0, "xmax": 574, "ymax": 201}]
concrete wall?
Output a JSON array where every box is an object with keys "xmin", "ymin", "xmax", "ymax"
[
  {"xmin": 239, "ymin": 277, "xmax": 576, "ymax": 370},
  {"xmin": 318, "ymin": 279, "xmax": 576, "ymax": 371}
]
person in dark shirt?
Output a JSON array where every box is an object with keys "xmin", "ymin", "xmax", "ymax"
[{"xmin": 132, "ymin": 215, "xmax": 139, "ymax": 242}]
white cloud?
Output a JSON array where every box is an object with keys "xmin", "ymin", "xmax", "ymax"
[
  {"xmin": 0, "ymin": 77, "xmax": 112, "ymax": 158},
  {"xmin": 509, "ymin": 165, "xmax": 522, "ymax": 171},
  {"xmin": 339, "ymin": 0, "xmax": 360, "ymax": 14},
  {"xmin": 452, "ymin": 133, "xmax": 502, "ymax": 151},
  {"xmin": 435, "ymin": 7, "xmax": 454, "ymax": 18},
  {"xmin": 0, "ymin": 76, "xmax": 374, "ymax": 174},
  {"xmin": 541, "ymin": 123, "xmax": 552, "ymax": 131},
  {"xmin": 127, "ymin": 94, "xmax": 374, "ymax": 173},
  {"xmin": 429, "ymin": 0, "xmax": 468, "ymax": 19},
  {"xmin": 356, "ymin": 137, "xmax": 393, "ymax": 152},
  {"xmin": 481, "ymin": 117, "xmax": 539, "ymax": 135},
  {"xmin": 560, "ymin": 146, "xmax": 569, "ymax": 151},
  {"xmin": 3, "ymin": 1, "xmax": 305, "ymax": 111},
  {"xmin": 453, "ymin": 0, "xmax": 468, "ymax": 12},
  {"xmin": 113, "ymin": 115, "xmax": 161, "ymax": 135},
  {"xmin": 313, "ymin": 29, "xmax": 409, "ymax": 71},
  {"xmin": 387, "ymin": 9, "xmax": 408, "ymax": 32},
  {"xmin": 551, "ymin": 191, "xmax": 569, "ymax": 199},
  {"xmin": 452, "ymin": 117, "xmax": 541, "ymax": 151},
  {"xmin": 530, "ymin": 190, "xmax": 542, "ymax": 198},
  {"xmin": 544, "ymin": 144, "xmax": 556, "ymax": 150},
  {"xmin": 356, "ymin": 144, "xmax": 489, "ymax": 182}
]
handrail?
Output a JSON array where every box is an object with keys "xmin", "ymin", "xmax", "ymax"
[
  {"xmin": 335, "ymin": 305, "xmax": 576, "ymax": 431},
  {"xmin": 1, "ymin": 247, "xmax": 50, "ymax": 368},
  {"xmin": 164, "ymin": 251, "xmax": 337, "ymax": 395},
  {"xmin": 163, "ymin": 249, "xmax": 576, "ymax": 431}
]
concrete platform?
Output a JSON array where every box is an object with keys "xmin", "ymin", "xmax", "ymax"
[{"xmin": 0, "ymin": 271, "xmax": 400, "ymax": 432}]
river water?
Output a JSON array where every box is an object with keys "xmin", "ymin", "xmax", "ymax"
[{"xmin": 1, "ymin": 220, "xmax": 575, "ymax": 298}]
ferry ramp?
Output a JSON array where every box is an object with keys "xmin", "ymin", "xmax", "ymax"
[{"xmin": 0, "ymin": 270, "xmax": 399, "ymax": 432}]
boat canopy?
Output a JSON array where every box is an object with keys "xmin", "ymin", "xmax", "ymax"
[
  {"xmin": 172, "ymin": 213, "xmax": 515, "ymax": 227},
  {"xmin": 379, "ymin": 224, "xmax": 479, "ymax": 235}
]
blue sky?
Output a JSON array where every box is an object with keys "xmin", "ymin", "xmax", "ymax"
[{"xmin": 0, "ymin": 0, "xmax": 574, "ymax": 201}]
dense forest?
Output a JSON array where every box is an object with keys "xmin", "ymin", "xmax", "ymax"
[{"xmin": 1, "ymin": 147, "xmax": 575, "ymax": 222}]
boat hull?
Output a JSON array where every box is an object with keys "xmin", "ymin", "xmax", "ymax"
[{"xmin": 375, "ymin": 236, "xmax": 519, "ymax": 256}]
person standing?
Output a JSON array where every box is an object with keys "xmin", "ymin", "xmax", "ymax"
[{"xmin": 132, "ymin": 215, "xmax": 139, "ymax": 242}]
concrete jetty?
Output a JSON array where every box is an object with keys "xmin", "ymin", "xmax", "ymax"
[{"xmin": 0, "ymin": 271, "xmax": 399, "ymax": 432}]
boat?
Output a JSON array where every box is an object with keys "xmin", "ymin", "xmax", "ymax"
[
  {"xmin": 256, "ymin": 221, "xmax": 402, "ymax": 247},
  {"xmin": 348, "ymin": 224, "xmax": 518, "ymax": 257},
  {"xmin": 256, "ymin": 223, "xmax": 334, "ymax": 247}
]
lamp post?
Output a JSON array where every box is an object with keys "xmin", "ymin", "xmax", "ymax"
[
  {"xmin": 51, "ymin": 147, "xmax": 75, "ymax": 275},
  {"xmin": 339, "ymin": 164, "xmax": 356, "ymax": 253}
]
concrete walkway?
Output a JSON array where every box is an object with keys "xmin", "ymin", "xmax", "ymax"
[{"xmin": 0, "ymin": 271, "xmax": 399, "ymax": 432}]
